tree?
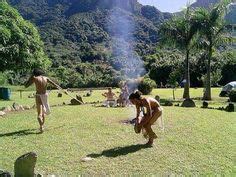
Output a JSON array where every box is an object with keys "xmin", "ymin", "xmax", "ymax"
[
  {"xmin": 159, "ymin": 8, "xmax": 197, "ymax": 99},
  {"xmin": 168, "ymin": 70, "xmax": 181, "ymax": 100},
  {"xmin": 192, "ymin": 0, "xmax": 232, "ymax": 100},
  {"xmin": 0, "ymin": 1, "xmax": 50, "ymax": 73}
]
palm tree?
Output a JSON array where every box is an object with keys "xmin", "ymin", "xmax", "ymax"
[
  {"xmin": 192, "ymin": 0, "xmax": 231, "ymax": 100},
  {"xmin": 159, "ymin": 8, "xmax": 197, "ymax": 100}
]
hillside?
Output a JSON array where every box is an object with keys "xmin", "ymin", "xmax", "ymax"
[
  {"xmin": 191, "ymin": 0, "xmax": 220, "ymax": 8},
  {"xmin": 7, "ymin": 0, "xmax": 170, "ymax": 65}
]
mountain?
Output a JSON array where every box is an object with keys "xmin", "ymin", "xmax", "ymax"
[
  {"xmin": 7, "ymin": 0, "xmax": 171, "ymax": 66},
  {"xmin": 191, "ymin": 0, "xmax": 220, "ymax": 8},
  {"xmin": 225, "ymin": 2, "xmax": 236, "ymax": 24},
  {"xmin": 191, "ymin": 0, "xmax": 236, "ymax": 24}
]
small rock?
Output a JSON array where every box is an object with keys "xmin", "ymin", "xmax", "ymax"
[
  {"xmin": 28, "ymin": 93, "xmax": 35, "ymax": 98},
  {"xmin": 81, "ymin": 157, "xmax": 93, "ymax": 162},
  {"xmin": 0, "ymin": 111, "xmax": 6, "ymax": 116},
  {"xmin": 2, "ymin": 106, "xmax": 12, "ymax": 112},
  {"xmin": 19, "ymin": 105, "xmax": 25, "ymax": 111},
  {"xmin": 13, "ymin": 103, "xmax": 20, "ymax": 111},
  {"xmin": 23, "ymin": 105, "xmax": 31, "ymax": 110}
]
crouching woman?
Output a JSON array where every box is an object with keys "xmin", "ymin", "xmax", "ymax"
[{"xmin": 129, "ymin": 91, "xmax": 163, "ymax": 146}]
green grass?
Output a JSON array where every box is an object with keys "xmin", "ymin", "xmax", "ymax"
[{"xmin": 0, "ymin": 87, "xmax": 235, "ymax": 175}]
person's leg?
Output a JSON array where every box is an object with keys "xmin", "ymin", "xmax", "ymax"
[
  {"xmin": 42, "ymin": 113, "xmax": 45, "ymax": 127},
  {"xmin": 36, "ymin": 96, "xmax": 44, "ymax": 132},
  {"xmin": 143, "ymin": 111, "xmax": 162, "ymax": 145}
]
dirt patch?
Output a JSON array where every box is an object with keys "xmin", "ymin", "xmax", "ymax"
[{"xmin": 120, "ymin": 118, "xmax": 136, "ymax": 125}]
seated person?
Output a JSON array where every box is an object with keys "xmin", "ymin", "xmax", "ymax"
[{"xmin": 102, "ymin": 88, "xmax": 117, "ymax": 107}]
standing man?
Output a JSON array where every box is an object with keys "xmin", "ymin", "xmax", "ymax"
[{"xmin": 25, "ymin": 68, "xmax": 65, "ymax": 133}]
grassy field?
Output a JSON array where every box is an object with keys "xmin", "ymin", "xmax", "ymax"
[{"xmin": 0, "ymin": 87, "xmax": 235, "ymax": 175}]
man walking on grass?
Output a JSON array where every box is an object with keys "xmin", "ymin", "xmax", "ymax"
[{"xmin": 25, "ymin": 68, "xmax": 66, "ymax": 133}]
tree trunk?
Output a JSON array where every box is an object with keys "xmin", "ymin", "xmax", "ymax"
[
  {"xmin": 203, "ymin": 47, "xmax": 212, "ymax": 100},
  {"xmin": 173, "ymin": 88, "xmax": 175, "ymax": 100},
  {"xmin": 183, "ymin": 50, "xmax": 190, "ymax": 99}
]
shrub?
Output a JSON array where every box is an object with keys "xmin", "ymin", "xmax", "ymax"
[
  {"xmin": 229, "ymin": 90, "xmax": 236, "ymax": 102},
  {"xmin": 138, "ymin": 77, "xmax": 156, "ymax": 95}
]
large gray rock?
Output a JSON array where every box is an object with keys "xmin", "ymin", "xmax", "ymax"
[
  {"xmin": 181, "ymin": 99, "xmax": 196, "ymax": 107},
  {"xmin": 226, "ymin": 103, "xmax": 235, "ymax": 112},
  {"xmin": 14, "ymin": 152, "xmax": 37, "ymax": 177}
]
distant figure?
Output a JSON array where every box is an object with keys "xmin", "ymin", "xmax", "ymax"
[
  {"xmin": 102, "ymin": 88, "xmax": 117, "ymax": 107},
  {"xmin": 180, "ymin": 79, "xmax": 186, "ymax": 88},
  {"xmin": 129, "ymin": 91, "xmax": 163, "ymax": 146},
  {"xmin": 119, "ymin": 82, "xmax": 130, "ymax": 107},
  {"xmin": 25, "ymin": 68, "xmax": 65, "ymax": 133}
]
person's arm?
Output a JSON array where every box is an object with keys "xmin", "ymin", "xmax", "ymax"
[
  {"xmin": 112, "ymin": 92, "xmax": 117, "ymax": 99},
  {"xmin": 102, "ymin": 92, "xmax": 107, "ymax": 97},
  {"xmin": 139, "ymin": 99, "xmax": 152, "ymax": 126},
  {"xmin": 135, "ymin": 104, "xmax": 142, "ymax": 124},
  {"xmin": 25, "ymin": 76, "xmax": 34, "ymax": 88}
]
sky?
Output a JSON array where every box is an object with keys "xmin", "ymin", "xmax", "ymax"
[{"xmin": 138, "ymin": 0, "xmax": 197, "ymax": 13}]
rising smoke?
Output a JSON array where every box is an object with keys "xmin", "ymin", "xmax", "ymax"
[{"xmin": 107, "ymin": 7, "xmax": 146, "ymax": 83}]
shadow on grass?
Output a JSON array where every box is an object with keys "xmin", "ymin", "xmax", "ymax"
[
  {"xmin": 0, "ymin": 128, "xmax": 41, "ymax": 137},
  {"xmin": 87, "ymin": 144, "xmax": 150, "ymax": 158}
]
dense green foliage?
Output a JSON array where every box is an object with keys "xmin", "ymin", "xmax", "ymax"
[
  {"xmin": 138, "ymin": 76, "xmax": 156, "ymax": 95},
  {"xmin": 6, "ymin": 0, "xmax": 171, "ymax": 87},
  {"xmin": 1, "ymin": 0, "xmax": 235, "ymax": 89},
  {"xmin": 0, "ymin": 1, "xmax": 50, "ymax": 73}
]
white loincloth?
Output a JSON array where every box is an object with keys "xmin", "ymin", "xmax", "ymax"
[{"xmin": 37, "ymin": 93, "xmax": 51, "ymax": 115}]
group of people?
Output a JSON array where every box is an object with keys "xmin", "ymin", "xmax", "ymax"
[
  {"xmin": 25, "ymin": 68, "xmax": 163, "ymax": 146},
  {"xmin": 101, "ymin": 83, "xmax": 130, "ymax": 108}
]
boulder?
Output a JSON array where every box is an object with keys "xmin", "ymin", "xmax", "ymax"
[
  {"xmin": 57, "ymin": 93, "xmax": 62, "ymax": 97},
  {"xmin": 225, "ymin": 103, "xmax": 235, "ymax": 112},
  {"xmin": 70, "ymin": 99, "xmax": 81, "ymax": 105},
  {"xmin": 76, "ymin": 95, "xmax": 84, "ymax": 103},
  {"xmin": 181, "ymin": 99, "xmax": 196, "ymax": 107},
  {"xmin": 14, "ymin": 152, "xmax": 37, "ymax": 177},
  {"xmin": 202, "ymin": 101, "xmax": 208, "ymax": 108}
]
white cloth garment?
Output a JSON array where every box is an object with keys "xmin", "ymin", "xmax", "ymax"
[{"xmin": 37, "ymin": 93, "xmax": 51, "ymax": 115}]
